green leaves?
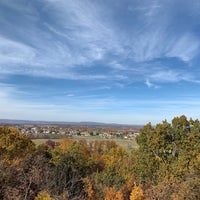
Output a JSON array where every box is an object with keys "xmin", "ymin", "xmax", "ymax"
[{"xmin": 135, "ymin": 115, "xmax": 200, "ymax": 199}]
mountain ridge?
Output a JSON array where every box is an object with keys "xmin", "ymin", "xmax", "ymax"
[{"xmin": 0, "ymin": 118, "xmax": 143, "ymax": 127}]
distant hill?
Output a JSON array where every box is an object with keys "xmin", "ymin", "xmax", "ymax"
[{"xmin": 0, "ymin": 119, "xmax": 143, "ymax": 128}]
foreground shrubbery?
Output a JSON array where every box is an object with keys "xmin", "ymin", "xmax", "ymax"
[{"xmin": 0, "ymin": 115, "xmax": 199, "ymax": 199}]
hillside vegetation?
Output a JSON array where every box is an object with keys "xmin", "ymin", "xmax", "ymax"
[{"xmin": 0, "ymin": 115, "xmax": 199, "ymax": 199}]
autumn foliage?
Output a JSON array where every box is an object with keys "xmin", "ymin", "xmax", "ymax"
[{"xmin": 0, "ymin": 115, "xmax": 199, "ymax": 199}]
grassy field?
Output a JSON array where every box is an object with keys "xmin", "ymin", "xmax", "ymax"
[
  {"xmin": 32, "ymin": 136, "xmax": 138, "ymax": 151},
  {"xmin": 32, "ymin": 138, "xmax": 62, "ymax": 146}
]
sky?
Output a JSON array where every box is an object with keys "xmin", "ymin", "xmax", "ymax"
[{"xmin": 0, "ymin": 0, "xmax": 200, "ymax": 125}]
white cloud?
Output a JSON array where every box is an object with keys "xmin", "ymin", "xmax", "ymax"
[
  {"xmin": 149, "ymin": 69, "xmax": 195, "ymax": 83},
  {"xmin": 2, "ymin": 0, "xmax": 200, "ymax": 125},
  {"xmin": 0, "ymin": 0, "xmax": 200, "ymax": 86},
  {"xmin": 128, "ymin": 28, "xmax": 199, "ymax": 64},
  {"xmin": 0, "ymin": 35, "xmax": 35, "ymax": 65},
  {"xmin": 166, "ymin": 33, "xmax": 199, "ymax": 62},
  {"xmin": 145, "ymin": 79, "xmax": 158, "ymax": 88}
]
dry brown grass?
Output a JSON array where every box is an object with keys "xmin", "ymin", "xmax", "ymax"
[{"xmin": 32, "ymin": 136, "xmax": 138, "ymax": 151}]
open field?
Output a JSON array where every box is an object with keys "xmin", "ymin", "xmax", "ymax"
[
  {"xmin": 72, "ymin": 136, "xmax": 139, "ymax": 150},
  {"xmin": 32, "ymin": 138, "xmax": 62, "ymax": 146},
  {"xmin": 32, "ymin": 136, "xmax": 138, "ymax": 151}
]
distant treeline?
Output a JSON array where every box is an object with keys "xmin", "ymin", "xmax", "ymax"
[{"xmin": 0, "ymin": 115, "xmax": 199, "ymax": 199}]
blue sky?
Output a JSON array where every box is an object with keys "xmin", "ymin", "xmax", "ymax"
[{"xmin": 0, "ymin": 0, "xmax": 200, "ymax": 124}]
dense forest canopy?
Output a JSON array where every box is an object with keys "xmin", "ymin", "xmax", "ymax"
[{"xmin": 0, "ymin": 115, "xmax": 199, "ymax": 199}]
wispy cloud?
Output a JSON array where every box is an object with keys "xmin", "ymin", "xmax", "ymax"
[
  {"xmin": 1, "ymin": 0, "xmax": 200, "ymax": 123},
  {"xmin": 166, "ymin": 33, "xmax": 199, "ymax": 62},
  {"xmin": 0, "ymin": 0, "xmax": 200, "ymax": 86},
  {"xmin": 0, "ymin": 35, "xmax": 35, "ymax": 66},
  {"xmin": 149, "ymin": 69, "xmax": 192, "ymax": 83}
]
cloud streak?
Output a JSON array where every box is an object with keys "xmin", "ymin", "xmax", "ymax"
[
  {"xmin": 0, "ymin": 0, "xmax": 200, "ymax": 86},
  {"xmin": 1, "ymin": 0, "xmax": 200, "ymax": 123}
]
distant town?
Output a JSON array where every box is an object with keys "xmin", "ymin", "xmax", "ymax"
[{"xmin": 0, "ymin": 119, "xmax": 142, "ymax": 140}]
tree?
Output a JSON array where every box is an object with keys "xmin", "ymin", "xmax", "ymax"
[
  {"xmin": 35, "ymin": 191, "xmax": 54, "ymax": 200},
  {"xmin": 0, "ymin": 146, "xmax": 54, "ymax": 200},
  {"xmin": 0, "ymin": 127, "xmax": 35, "ymax": 163},
  {"xmin": 129, "ymin": 186, "xmax": 144, "ymax": 200},
  {"xmin": 134, "ymin": 116, "xmax": 200, "ymax": 199},
  {"xmin": 49, "ymin": 139, "xmax": 97, "ymax": 199}
]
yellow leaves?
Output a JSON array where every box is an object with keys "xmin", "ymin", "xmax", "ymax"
[
  {"xmin": 130, "ymin": 186, "xmax": 145, "ymax": 200},
  {"xmin": 155, "ymin": 155, "xmax": 162, "ymax": 162},
  {"xmin": 35, "ymin": 191, "xmax": 54, "ymax": 200},
  {"xmin": 189, "ymin": 153, "xmax": 200, "ymax": 172},
  {"xmin": 104, "ymin": 187, "xmax": 124, "ymax": 200},
  {"xmin": 102, "ymin": 154, "xmax": 115, "ymax": 167},
  {"xmin": 102, "ymin": 146, "xmax": 127, "ymax": 167},
  {"xmin": 0, "ymin": 127, "xmax": 35, "ymax": 162}
]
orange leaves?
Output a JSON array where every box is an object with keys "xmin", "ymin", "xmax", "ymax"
[
  {"xmin": 84, "ymin": 178, "xmax": 96, "ymax": 200},
  {"xmin": 58, "ymin": 137, "xmax": 75, "ymax": 151}
]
